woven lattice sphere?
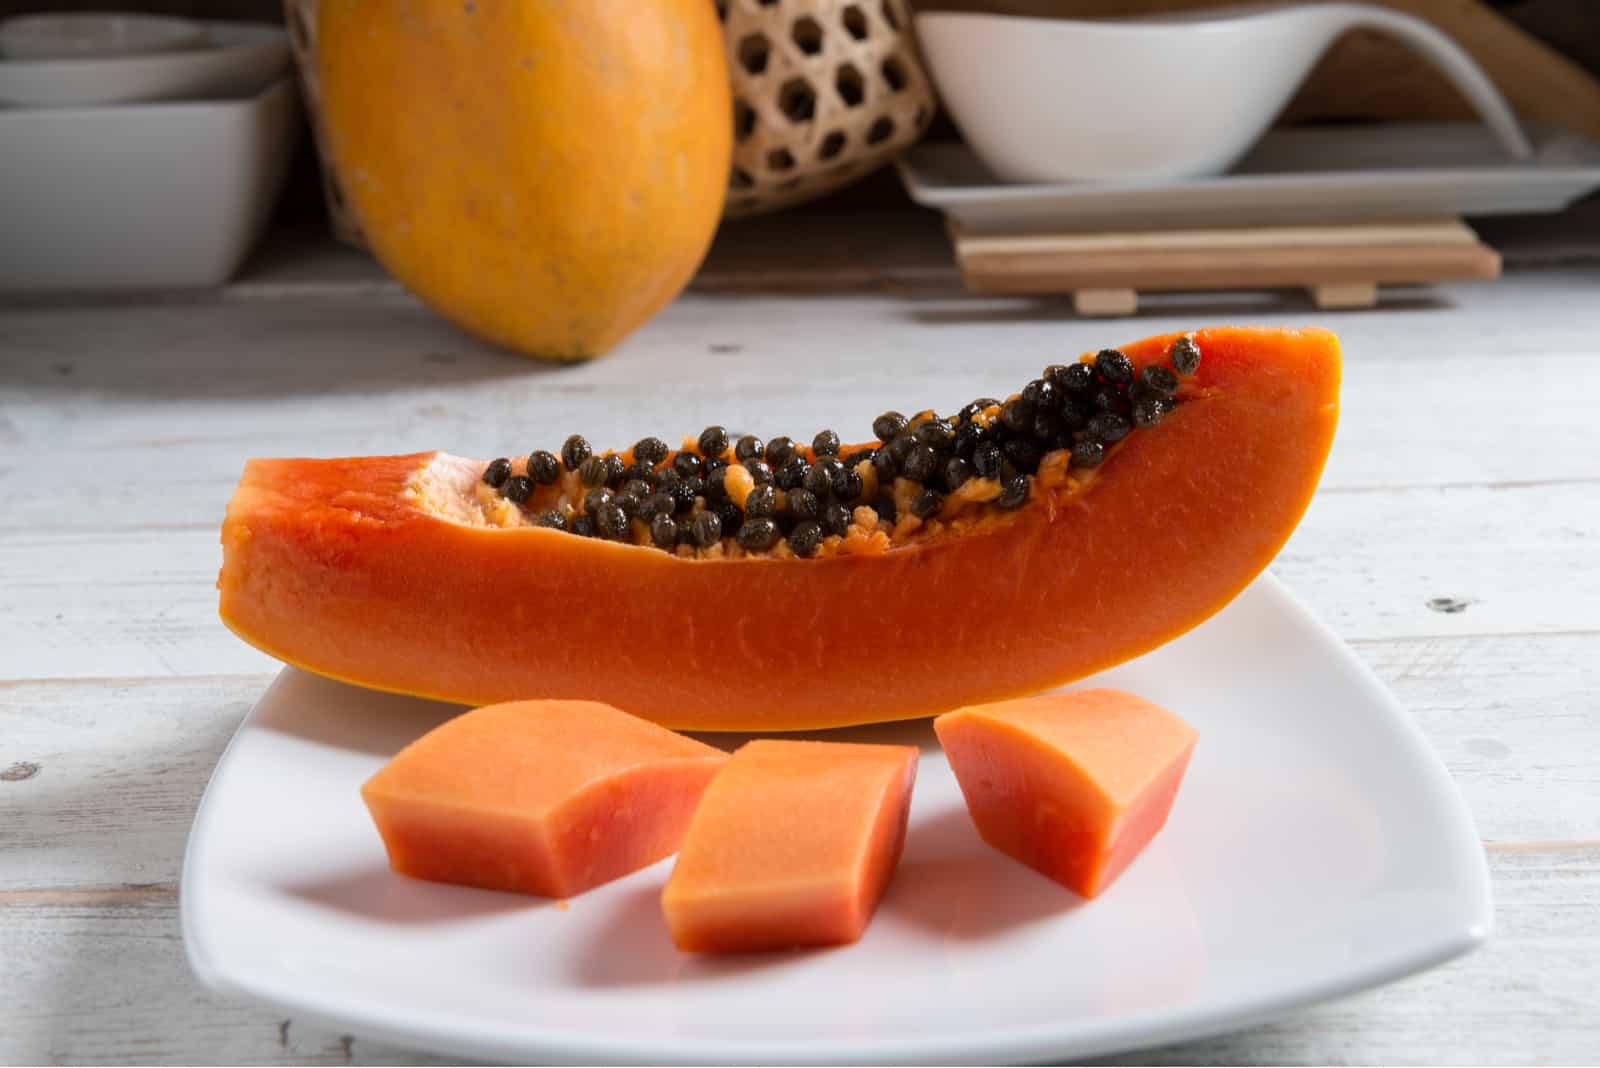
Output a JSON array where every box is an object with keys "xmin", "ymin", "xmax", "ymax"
[{"xmin": 720, "ymin": 0, "xmax": 934, "ymax": 215}]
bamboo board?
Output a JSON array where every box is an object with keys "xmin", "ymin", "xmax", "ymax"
[{"xmin": 950, "ymin": 218, "xmax": 1501, "ymax": 314}]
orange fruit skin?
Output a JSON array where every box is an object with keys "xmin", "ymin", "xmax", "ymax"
[
  {"xmin": 218, "ymin": 327, "xmax": 1340, "ymax": 730},
  {"xmin": 317, "ymin": 0, "xmax": 731, "ymax": 360}
]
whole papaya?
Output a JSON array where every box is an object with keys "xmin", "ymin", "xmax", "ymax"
[{"xmin": 318, "ymin": 0, "xmax": 731, "ymax": 361}]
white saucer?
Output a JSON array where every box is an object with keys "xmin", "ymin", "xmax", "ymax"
[{"xmin": 898, "ymin": 123, "xmax": 1600, "ymax": 234}]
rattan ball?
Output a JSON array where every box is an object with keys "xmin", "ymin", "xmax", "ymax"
[{"xmin": 719, "ymin": 0, "xmax": 935, "ymax": 216}]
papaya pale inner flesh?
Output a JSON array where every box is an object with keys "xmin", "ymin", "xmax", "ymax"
[
  {"xmin": 935, "ymin": 689, "xmax": 1198, "ymax": 898},
  {"xmin": 361, "ymin": 699, "xmax": 727, "ymax": 898},
  {"xmin": 660, "ymin": 739, "xmax": 918, "ymax": 953},
  {"xmin": 218, "ymin": 327, "xmax": 1340, "ymax": 730}
]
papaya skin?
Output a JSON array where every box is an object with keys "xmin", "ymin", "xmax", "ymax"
[
  {"xmin": 217, "ymin": 327, "xmax": 1340, "ymax": 731},
  {"xmin": 316, "ymin": 0, "xmax": 731, "ymax": 361}
]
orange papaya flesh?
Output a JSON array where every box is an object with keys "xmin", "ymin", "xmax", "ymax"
[
  {"xmin": 218, "ymin": 326, "xmax": 1339, "ymax": 730},
  {"xmin": 935, "ymin": 689, "xmax": 1198, "ymax": 898},
  {"xmin": 660, "ymin": 739, "xmax": 918, "ymax": 953},
  {"xmin": 361, "ymin": 699, "xmax": 727, "ymax": 898}
]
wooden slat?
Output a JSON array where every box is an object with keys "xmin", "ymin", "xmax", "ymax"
[
  {"xmin": 954, "ymin": 219, "xmax": 1483, "ymax": 255},
  {"xmin": 1311, "ymin": 282, "xmax": 1381, "ymax": 309},
  {"xmin": 0, "ymin": 674, "xmax": 271, "ymax": 891},
  {"xmin": 3, "ymin": 277, "xmax": 1600, "ymax": 544},
  {"xmin": 955, "ymin": 224, "xmax": 1501, "ymax": 295}
]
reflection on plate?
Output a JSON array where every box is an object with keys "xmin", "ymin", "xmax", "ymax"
[{"xmin": 182, "ymin": 575, "xmax": 1489, "ymax": 1064}]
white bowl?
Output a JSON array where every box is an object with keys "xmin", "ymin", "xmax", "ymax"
[
  {"xmin": 0, "ymin": 78, "xmax": 300, "ymax": 292},
  {"xmin": 915, "ymin": 2, "xmax": 1529, "ymax": 183},
  {"xmin": 0, "ymin": 22, "xmax": 289, "ymax": 108},
  {"xmin": 0, "ymin": 12, "xmax": 204, "ymax": 60}
]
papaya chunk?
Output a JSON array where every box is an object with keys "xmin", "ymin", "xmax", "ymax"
[
  {"xmin": 218, "ymin": 326, "xmax": 1339, "ymax": 730},
  {"xmin": 935, "ymin": 689, "xmax": 1197, "ymax": 898},
  {"xmin": 661, "ymin": 740, "xmax": 918, "ymax": 953},
  {"xmin": 361, "ymin": 700, "xmax": 727, "ymax": 898}
]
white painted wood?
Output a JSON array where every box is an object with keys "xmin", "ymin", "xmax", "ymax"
[
  {"xmin": 3, "ymin": 275, "xmax": 1600, "ymax": 544},
  {"xmin": 1273, "ymin": 480, "xmax": 1600, "ymax": 641},
  {"xmin": 1, "ymin": 225, "xmax": 1597, "ymax": 1063},
  {"xmin": 1, "ymin": 674, "xmax": 272, "ymax": 891}
]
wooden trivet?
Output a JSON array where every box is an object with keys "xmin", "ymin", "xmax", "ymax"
[{"xmin": 950, "ymin": 218, "xmax": 1501, "ymax": 315}]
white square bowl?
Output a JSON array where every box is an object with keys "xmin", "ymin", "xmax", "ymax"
[{"xmin": 0, "ymin": 77, "xmax": 298, "ymax": 291}]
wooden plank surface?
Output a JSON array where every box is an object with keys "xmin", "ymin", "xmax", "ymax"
[
  {"xmin": 1, "ymin": 215, "xmax": 1597, "ymax": 1063},
  {"xmin": 5, "ymin": 288, "xmax": 1600, "ymax": 539},
  {"xmin": 954, "ymin": 221, "xmax": 1502, "ymax": 294}
]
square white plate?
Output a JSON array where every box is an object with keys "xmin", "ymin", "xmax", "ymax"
[
  {"xmin": 182, "ymin": 575, "xmax": 1490, "ymax": 1064},
  {"xmin": 897, "ymin": 123, "xmax": 1600, "ymax": 234}
]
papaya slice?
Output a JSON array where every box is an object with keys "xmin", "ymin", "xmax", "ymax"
[
  {"xmin": 935, "ymin": 689, "xmax": 1198, "ymax": 898},
  {"xmin": 361, "ymin": 699, "xmax": 727, "ymax": 897},
  {"xmin": 660, "ymin": 739, "xmax": 918, "ymax": 953},
  {"xmin": 218, "ymin": 326, "xmax": 1339, "ymax": 730}
]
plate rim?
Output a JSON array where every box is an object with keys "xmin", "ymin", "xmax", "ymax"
[
  {"xmin": 894, "ymin": 131, "xmax": 1600, "ymax": 228},
  {"xmin": 181, "ymin": 574, "xmax": 1492, "ymax": 1065}
]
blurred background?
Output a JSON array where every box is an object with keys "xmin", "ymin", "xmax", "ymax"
[{"xmin": 3, "ymin": 0, "xmax": 1594, "ymax": 248}]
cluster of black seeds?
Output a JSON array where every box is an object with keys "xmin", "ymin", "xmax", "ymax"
[{"xmin": 479, "ymin": 337, "xmax": 1202, "ymax": 556}]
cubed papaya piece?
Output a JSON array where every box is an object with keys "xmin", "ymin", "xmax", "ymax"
[
  {"xmin": 935, "ymin": 688, "xmax": 1196, "ymax": 898},
  {"xmin": 362, "ymin": 699, "xmax": 727, "ymax": 898},
  {"xmin": 661, "ymin": 739, "xmax": 918, "ymax": 953}
]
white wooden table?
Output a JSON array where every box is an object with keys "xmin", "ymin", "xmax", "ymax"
[{"xmin": 3, "ymin": 207, "xmax": 1597, "ymax": 1064}]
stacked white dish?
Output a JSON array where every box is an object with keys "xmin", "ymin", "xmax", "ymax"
[
  {"xmin": 0, "ymin": 14, "xmax": 298, "ymax": 291},
  {"xmin": 899, "ymin": 3, "xmax": 1600, "ymax": 235}
]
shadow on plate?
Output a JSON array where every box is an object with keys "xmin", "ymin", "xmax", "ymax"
[
  {"xmin": 566, "ymin": 882, "xmax": 817, "ymax": 988},
  {"xmin": 255, "ymin": 668, "xmax": 465, "ymax": 758},
  {"xmin": 885, "ymin": 804, "xmax": 1081, "ymax": 940},
  {"xmin": 685, "ymin": 716, "xmax": 943, "ymax": 756},
  {"xmin": 277, "ymin": 863, "xmax": 542, "ymax": 925},
  {"xmin": 256, "ymin": 669, "xmax": 944, "ymax": 761}
]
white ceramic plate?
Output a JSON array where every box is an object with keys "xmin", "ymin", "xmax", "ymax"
[
  {"xmin": 0, "ymin": 22, "xmax": 288, "ymax": 108},
  {"xmin": 182, "ymin": 575, "xmax": 1490, "ymax": 1064},
  {"xmin": 897, "ymin": 123, "xmax": 1600, "ymax": 234}
]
